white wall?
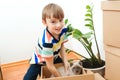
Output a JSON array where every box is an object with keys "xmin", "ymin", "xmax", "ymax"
[{"xmin": 0, "ymin": 0, "xmax": 104, "ymax": 64}]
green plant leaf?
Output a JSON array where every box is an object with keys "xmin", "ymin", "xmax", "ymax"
[
  {"xmin": 85, "ymin": 24, "xmax": 92, "ymax": 27},
  {"xmin": 64, "ymin": 19, "xmax": 68, "ymax": 25},
  {"xmin": 85, "ymin": 13, "xmax": 92, "ymax": 18},
  {"xmin": 72, "ymin": 29, "xmax": 82, "ymax": 40},
  {"xmin": 66, "ymin": 32, "xmax": 72, "ymax": 37},
  {"xmin": 83, "ymin": 31, "xmax": 93, "ymax": 39},
  {"xmin": 85, "ymin": 24, "xmax": 93, "ymax": 30},
  {"xmin": 86, "ymin": 5, "xmax": 91, "ymax": 9},
  {"xmin": 67, "ymin": 24, "xmax": 74, "ymax": 32},
  {"xmin": 85, "ymin": 18, "xmax": 92, "ymax": 22}
]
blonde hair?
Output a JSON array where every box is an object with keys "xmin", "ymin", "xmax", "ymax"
[{"xmin": 42, "ymin": 3, "xmax": 64, "ymax": 21}]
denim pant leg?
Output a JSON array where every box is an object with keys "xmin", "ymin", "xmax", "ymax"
[
  {"xmin": 23, "ymin": 64, "xmax": 42, "ymax": 80},
  {"xmin": 54, "ymin": 56, "xmax": 63, "ymax": 64},
  {"xmin": 23, "ymin": 56, "xmax": 62, "ymax": 80}
]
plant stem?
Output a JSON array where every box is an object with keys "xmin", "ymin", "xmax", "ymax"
[{"xmin": 91, "ymin": 8, "xmax": 102, "ymax": 63}]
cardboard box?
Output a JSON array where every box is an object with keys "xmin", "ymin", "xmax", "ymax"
[
  {"xmin": 101, "ymin": 1, "xmax": 120, "ymax": 48},
  {"xmin": 94, "ymin": 73, "xmax": 105, "ymax": 80},
  {"xmin": 104, "ymin": 45, "xmax": 120, "ymax": 80},
  {"xmin": 41, "ymin": 63, "xmax": 95, "ymax": 80}
]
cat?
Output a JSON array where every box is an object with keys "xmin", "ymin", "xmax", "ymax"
[{"xmin": 50, "ymin": 60, "xmax": 83, "ymax": 77}]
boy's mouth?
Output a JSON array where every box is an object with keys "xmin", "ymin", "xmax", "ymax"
[{"xmin": 55, "ymin": 28, "xmax": 61, "ymax": 32}]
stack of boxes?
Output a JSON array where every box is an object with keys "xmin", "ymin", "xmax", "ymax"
[{"xmin": 102, "ymin": 1, "xmax": 120, "ymax": 80}]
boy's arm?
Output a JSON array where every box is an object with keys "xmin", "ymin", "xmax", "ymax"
[
  {"xmin": 44, "ymin": 57, "xmax": 61, "ymax": 77},
  {"xmin": 60, "ymin": 44, "xmax": 70, "ymax": 72}
]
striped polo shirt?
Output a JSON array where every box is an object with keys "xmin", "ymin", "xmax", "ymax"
[{"xmin": 30, "ymin": 28, "xmax": 68, "ymax": 64}]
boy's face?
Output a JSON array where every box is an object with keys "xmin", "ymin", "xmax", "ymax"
[{"xmin": 42, "ymin": 16, "xmax": 64, "ymax": 36}]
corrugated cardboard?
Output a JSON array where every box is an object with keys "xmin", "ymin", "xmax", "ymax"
[
  {"xmin": 41, "ymin": 63, "xmax": 95, "ymax": 80},
  {"xmin": 104, "ymin": 45, "xmax": 120, "ymax": 80},
  {"xmin": 102, "ymin": 1, "xmax": 120, "ymax": 48},
  {"xmin": 94, "ymin": 73, "xmax": 105, "ymax": 80}
]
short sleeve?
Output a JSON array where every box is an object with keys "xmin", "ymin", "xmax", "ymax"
[
  {"xmin": 61, "ymin": 28, "xmax": 68, "ymax": 44},
  {"xmin": 41, "ymin": 43, "xmax": 53, "ymax": 57},
  {"xmin": 41, "ymin": 29, "xmax": 54, "ymax": 57}
]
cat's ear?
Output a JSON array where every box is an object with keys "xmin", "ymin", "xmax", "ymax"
[
  {"xmin": 79, "ymin": 60, "xmax": 83, "ymax": 66},
  {"xmin": 70, "ymin": 62, "xmax": 73, "ymax": 67}
]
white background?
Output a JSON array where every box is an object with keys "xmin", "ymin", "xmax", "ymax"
[{"xmin": 0, "ymin": 0, "xmax": 105, "ymax": 64}]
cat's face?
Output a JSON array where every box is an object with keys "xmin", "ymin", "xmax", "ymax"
[{"xmin": 70, "ymin": 60, "xmax": 83, "ymax": 75}]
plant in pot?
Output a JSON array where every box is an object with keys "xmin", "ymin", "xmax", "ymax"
[{"xmin": 65, "ymin": 4, "xmax": 105, "ymax": 76}]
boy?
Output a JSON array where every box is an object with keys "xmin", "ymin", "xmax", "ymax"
[{"xmin": 24, "ymin": 3, "xmax": 69, "ymax": 80}]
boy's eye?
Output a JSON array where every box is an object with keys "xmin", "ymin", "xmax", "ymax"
[
  {"xmin": 60, "ymin": 19, "xmax": 63, "ymax": 22},
  {"xmin": 50, "ymin": 19, "xmax": 63, "ymax": 23},
  {"xmin": 51, "ymin": 21, "xmax": 56, "ymax": 23}
]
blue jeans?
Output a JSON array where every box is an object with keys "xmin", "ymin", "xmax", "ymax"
[{"xmin": 23, "ymin": 56, "xmax": 63, "ymax": 80}]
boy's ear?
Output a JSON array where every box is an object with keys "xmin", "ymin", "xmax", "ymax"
[{"xmin": 42, "ymin": 20, "xmax": 46, "ymax": 25}]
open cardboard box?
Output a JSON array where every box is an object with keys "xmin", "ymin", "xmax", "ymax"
[{"xmin": 40, "ymin": 63, "xmax": 95, "ymax": 80}]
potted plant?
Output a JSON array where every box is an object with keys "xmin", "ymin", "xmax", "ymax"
[{"xmin": 65, "ymin": 4, "xmax": 105, "ymax": 76}]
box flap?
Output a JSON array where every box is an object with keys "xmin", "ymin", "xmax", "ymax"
[
  {"xmin": 101, "ymin": 1, "xmax": 120, "ymax": 11},
  {"xmin": 44, "ymin": 74, "xmax": 94, "ymax": 80}
]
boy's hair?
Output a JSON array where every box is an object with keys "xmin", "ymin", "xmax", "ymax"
[{"xmin": 42, "ymin": 3, "xmax": 64, "ymax": 21}]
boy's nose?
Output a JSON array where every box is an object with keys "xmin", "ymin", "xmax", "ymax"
[{"xmin": 56, "ymin": 22, "xmax": 61, "ymax": 27}]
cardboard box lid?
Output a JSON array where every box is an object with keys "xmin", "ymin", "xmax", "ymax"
[{"xmin": 101, "ymin": 1, "xmax": 120, "ymax": 11}]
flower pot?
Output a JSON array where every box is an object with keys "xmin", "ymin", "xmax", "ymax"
[
  {"xmin": 83, "ymin": 65, "xmax": 105, "ymax": 77},
  {"xmin": 81, "ymin": 59, "xmax": 105, "ymax": 77}
]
